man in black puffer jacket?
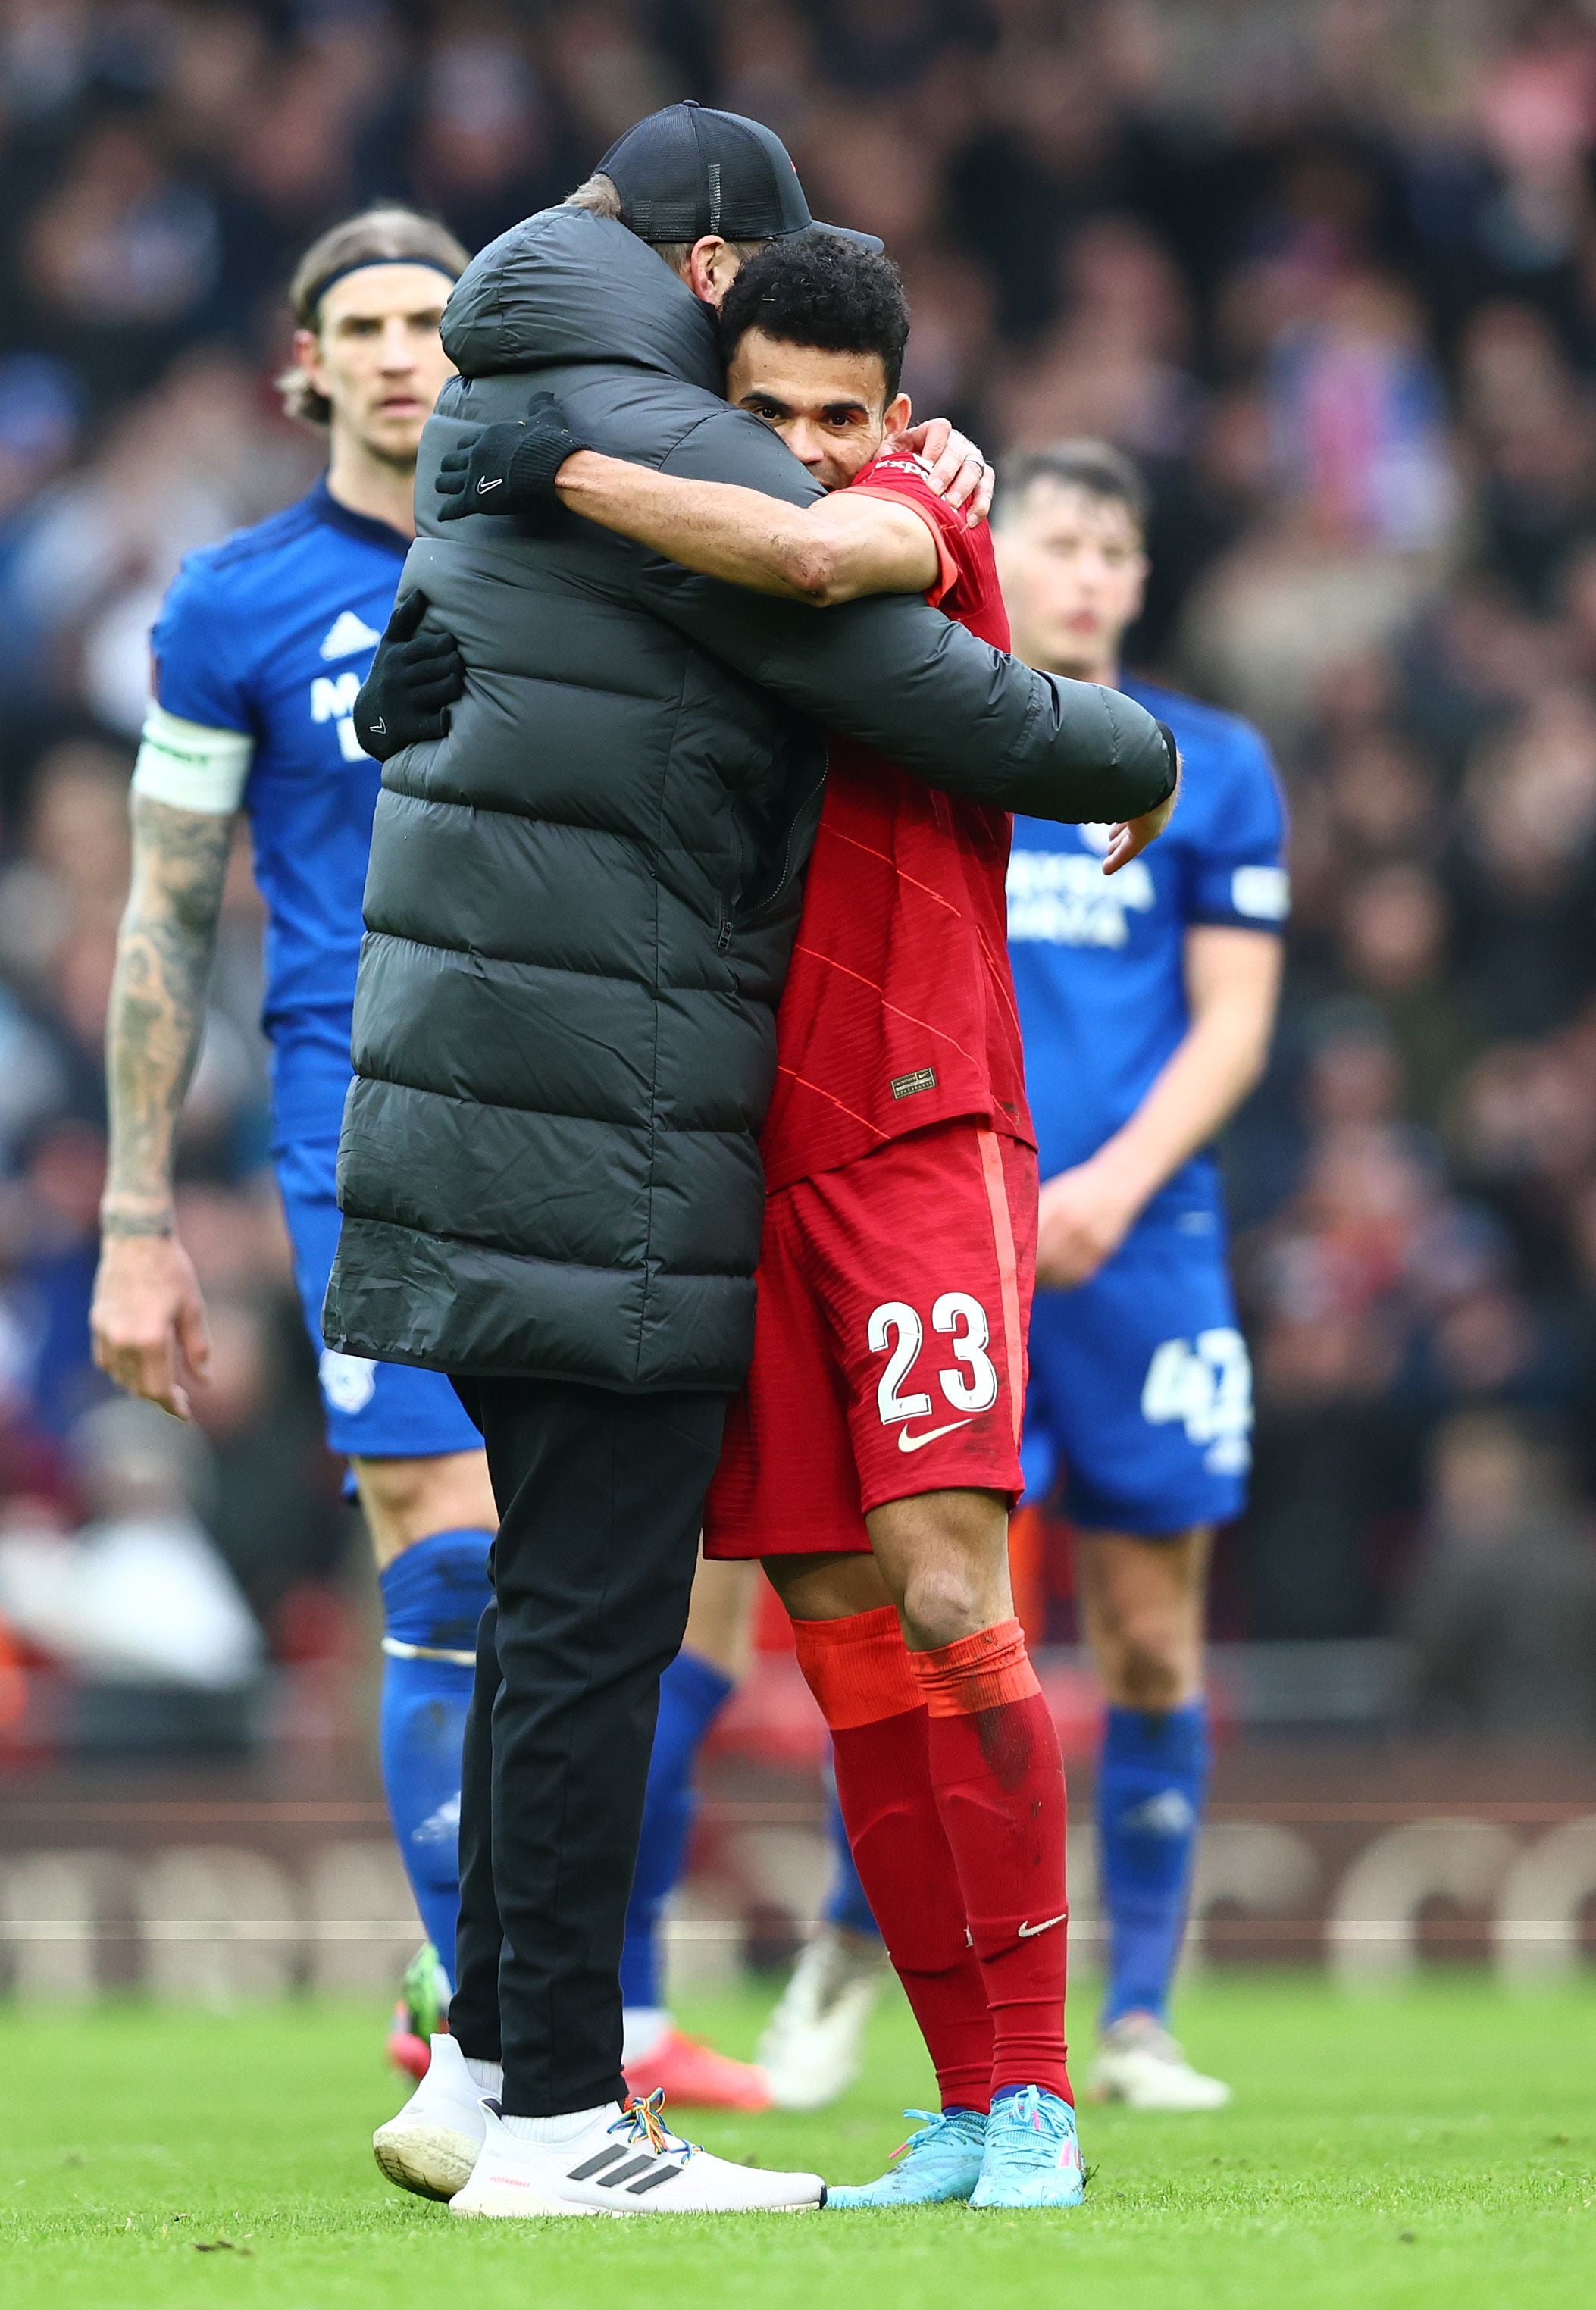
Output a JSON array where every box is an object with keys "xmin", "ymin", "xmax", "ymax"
[{"xmin": 346, "ymin": 106, "xmax": 1177, "ymax": 2208}]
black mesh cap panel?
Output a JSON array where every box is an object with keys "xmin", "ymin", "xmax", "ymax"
[{"xmin": 599, "ymin": 102, "xmax": 879, "ymax": 251}]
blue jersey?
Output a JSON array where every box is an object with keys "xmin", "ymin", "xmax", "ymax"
[
  {"xmin": 142, "ymin": 480, "xmax": 480, "ymax": 1464},
  {"xmin": 149, "ymin": 479, "xmax": 406, "ymax": 1132},
  {"xmin": 1006, "ymin": 675, "xmax": 1288, "ymax": 1209}
]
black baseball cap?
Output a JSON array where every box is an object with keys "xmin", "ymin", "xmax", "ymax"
[{"xmin": 597, "ymin": 101, "xmax": 883, "ymax": 254}]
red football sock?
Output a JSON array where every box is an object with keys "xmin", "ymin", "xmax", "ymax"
[
  {"xmin": 793, "ymin": 1606, "xmax": 993, "ymax": 2111},
  {"xmin": 910, "ymin": 1618, "xmax": 1072, "ymax": 2104}
]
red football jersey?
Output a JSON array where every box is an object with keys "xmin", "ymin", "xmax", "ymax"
[{"xmin": 758, "ymin": 452, "xmax": 1034, "ymax": 1194}]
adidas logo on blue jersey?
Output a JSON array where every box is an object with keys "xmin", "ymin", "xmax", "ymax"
[{"xmin": 320, "ymin": 609, "xmax": 383, "ymax": 659}]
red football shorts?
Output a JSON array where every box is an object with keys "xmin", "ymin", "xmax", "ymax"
[{"xmin": 703, "ymin": 1120, "xmax": 1037, "ymax": 1558}]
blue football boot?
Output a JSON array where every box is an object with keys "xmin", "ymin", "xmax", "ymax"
[
  {"xmin": 969, "ymin": 2086, "xmax": 1086, "ymax": 2209},
  {"xmin": 827, "ymin": 2107, "xmax": 988, "ymax": 2208}
]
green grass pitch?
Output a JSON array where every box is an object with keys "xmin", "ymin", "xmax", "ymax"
[{"xmin": 2, "ymin": 1974, "xmax": 1592, "ymax": 2309}]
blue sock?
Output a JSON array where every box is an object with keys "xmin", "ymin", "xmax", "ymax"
[
  {"xmin": 821, "ymin": 1778, "xmax": 881, "ymax": 1939},
  {"xmin": 377, "ymin": 1527, "xmax": 493, "ymax": 1988},
  {"xmin": 1097, "ymin": 1700, "xmax": 1210, "ymax": 2027},
  {"xmin": 619, "ymin": 1648, "xmax": 735, "ymax": 2012}
]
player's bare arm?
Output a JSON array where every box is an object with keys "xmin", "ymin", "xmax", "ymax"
[
  {"xmin": 439, "ymin": 404, "xmax": 988, "ymax": 607},
  {"xmin": 1036, "ymin": 924, "xmax": 1281, "ymax": 1290},
  {"xmin": 555, "ymin": 450, "xmax": 940, "ymax": 604},
  {"xmin": 549, "ymin": 349, "xmax": 994, "ymax": 602},
  {"xmin": 91, "ymin": 791, "xmax": 235, "ymax": 1417}
]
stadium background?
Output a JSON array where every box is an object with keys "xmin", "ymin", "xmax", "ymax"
[{"xmin": 0, "ymin": 0, "xmax": 1594, "ymax": 1999}]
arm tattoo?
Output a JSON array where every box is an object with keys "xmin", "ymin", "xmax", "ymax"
[{"xmin": 102, "ymin": 793, "xmax": 237, "ymax": 1236}]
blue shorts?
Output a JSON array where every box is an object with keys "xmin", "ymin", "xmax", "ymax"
[
  {"xmin": 1021, "ymin": 1195, "xmax": 1252, "ymax": 1536},
  {"xmin": 274, "ymin": 1129, "xmax": 483, "ymax": 1464}
]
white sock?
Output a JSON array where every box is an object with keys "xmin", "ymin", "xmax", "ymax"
[
  {"xmin": 502, "ymin": 2103, "xmax": 614, "ymax": 2144},
  {"xmin": 621, "ymin": 2006, "xmax": 671, "ymax": 2064},
  {"xmin": 464, "ymin": 2055, "xmax": 503, "ymax": 2093}
]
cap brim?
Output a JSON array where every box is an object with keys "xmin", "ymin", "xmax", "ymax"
[{"xmin": 786, "ymin": 221, "xmax": 885, "ymax": 254}]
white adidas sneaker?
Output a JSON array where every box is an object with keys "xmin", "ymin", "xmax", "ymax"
[
  {"xmin": 373, "ymin": 2031, "xmax": 495, "ymax": 2200},
  {"xmin": 450, "ymin": 2089, "xmax": 825, "ymax": 2218},
  {"xmin": 757, "ymin": 1926, "xmax": 890, "ymax": 2112},
  {"xmin": 1090, "ymin": 2014, "xmax": 1232, "ymax": 2111}
]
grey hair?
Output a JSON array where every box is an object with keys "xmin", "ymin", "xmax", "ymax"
[{"xmin": 563, "ymin": 170, "xmax": 765, "ymax": 281}]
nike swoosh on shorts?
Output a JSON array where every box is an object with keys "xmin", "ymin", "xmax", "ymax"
[
  {"xmin": 1017, "ymin": 1913, "xmax": 1068, "ymax": 1939},
  {"xmin": 897, "ymin": 1418, "xmax": 974, "ymax": 1454}
]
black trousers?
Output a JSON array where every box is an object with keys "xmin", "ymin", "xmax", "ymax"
[{"xmin": 447, "ymin": 1373, "xmax": 728, "ymax": 2117}]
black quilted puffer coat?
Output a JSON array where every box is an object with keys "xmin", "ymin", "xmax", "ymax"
[{"xmin": 323, "ymin": 205, "xmax": 1174, "ymax": 1392}]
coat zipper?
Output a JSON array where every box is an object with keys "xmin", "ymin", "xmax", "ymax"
[{"xmin": 735, "ymin": 765, "xmax": 828, "ymax": 931}]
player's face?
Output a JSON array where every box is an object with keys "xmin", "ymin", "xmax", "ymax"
[
  {"xmin": 294, "ymin": 264, "xmax": 456, "ymax": 472},
  {"xmin": 995, "ymin": 482, "xmax": 1148, "ymax": 678},
  {"xmin": 727, "ymin": 330, "xmax": 910, "ymax": 492}
]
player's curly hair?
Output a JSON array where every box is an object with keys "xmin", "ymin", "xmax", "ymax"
[
  {"xmin": 719, "ymin": 235, "xmax": 910, "ymax": 402},
  {"xmin": 278, "ymin": 208, "xmax": 469, "ymax": 427}
]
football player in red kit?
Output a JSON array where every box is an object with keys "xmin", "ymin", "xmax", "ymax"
[{"xmin": 542, "ymin": 235, "xmax": 1176, "ymax": 2210}]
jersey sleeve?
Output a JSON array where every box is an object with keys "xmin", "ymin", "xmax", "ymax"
[
  {"xmin": 136, "ymin": 552, "xmax": 256, "ymax": 812},
  {"xmin": 847, "ymin": 454, "xmax": 965, "ymax": 606},
  {"xmin": 1184, "ymin": 721, "xmax": 1291, "ymax": 931},
  {"xmin": 148, "ymin": 552, "xmax": 257, "ymax": 734}
]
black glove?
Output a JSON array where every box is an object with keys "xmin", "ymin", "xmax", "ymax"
[
  {"xmin": 353, "ymin": 590, "xmax": 465, "ymax": 761},
  {"xmin": 434, "ymin": 394, "xmax": 593, "ymax": 524}
]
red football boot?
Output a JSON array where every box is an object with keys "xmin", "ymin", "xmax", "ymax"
[
  {"xmin": 386, "ymin": 2015, "xmax": 433, "ymax": 2081},
  {"xmin": 622, "ymin": 2024, "xmax": 774, "ymax": 2112}
]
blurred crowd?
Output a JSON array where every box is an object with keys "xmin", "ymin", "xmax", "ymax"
[{"xmin": 2, "ymin": 0, "xmax": 1596, "ymax": 1738}]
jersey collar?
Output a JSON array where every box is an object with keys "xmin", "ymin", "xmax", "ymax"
[{"xmin": 311, "ymin": 476, "xmax": 412, "ymax": 557}]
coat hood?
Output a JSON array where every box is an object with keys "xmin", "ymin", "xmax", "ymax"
[{"xmin": 441, "ymin": 205, "xmax": 724, "ymax": 394}]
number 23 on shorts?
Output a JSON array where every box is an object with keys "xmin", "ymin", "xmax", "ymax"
[{"xmin": 868, "ymin": 1293, "xmax": 1000, "ymax": 1448}]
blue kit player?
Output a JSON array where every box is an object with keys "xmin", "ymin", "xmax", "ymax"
[
  {"xmin": 997, "ymin": 441, "xmax": 1286, "ymax": 2108},
  {"xmin": 91, "ymin": 206, "xmax": 487, "ymax": 2071},
  {"xmin": 90, "ymin": 206, "xmax": 762, "ymax": 2106}
]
